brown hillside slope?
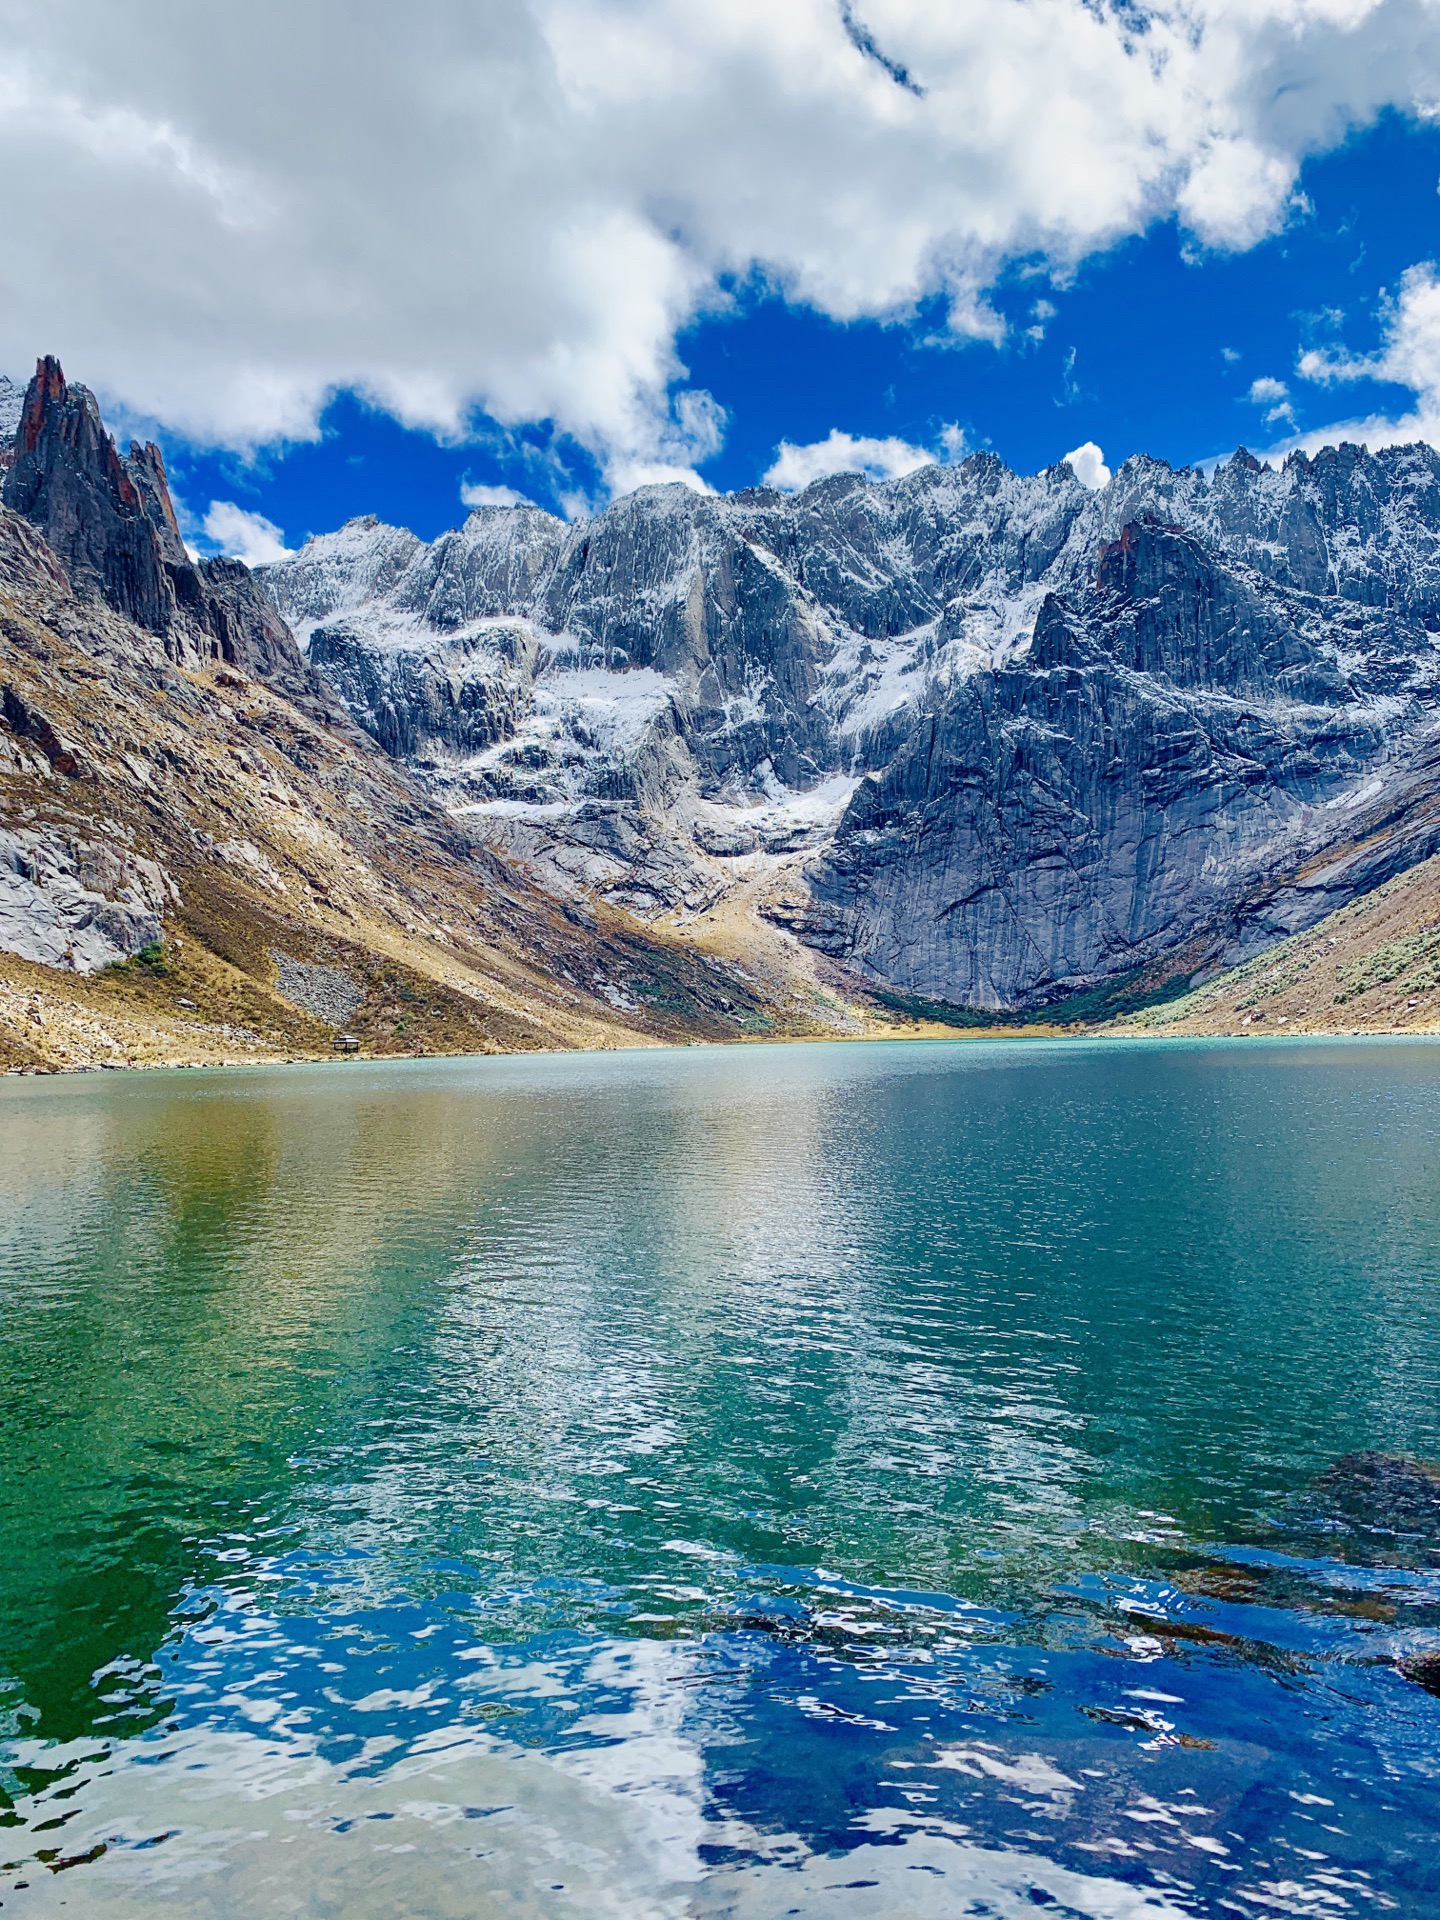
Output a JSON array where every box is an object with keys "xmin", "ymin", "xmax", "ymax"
[{"xmin": 1111, "ymin": 853, "xmax": 1440, "ymax": 1039}]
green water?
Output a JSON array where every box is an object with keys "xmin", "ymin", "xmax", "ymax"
[{"xmin": 1, "ymin": 1037, "xmax": 1439, "ymax": 1917}]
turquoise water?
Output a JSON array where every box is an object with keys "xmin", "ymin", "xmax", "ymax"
[{"xmin": 1, "ymin": 1036, "xmax": 1438, "ymax": 1916}]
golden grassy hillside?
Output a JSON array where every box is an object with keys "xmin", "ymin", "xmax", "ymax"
[{"xmin": 1114, "ymin": 853, "xmax": 1440, "ymax": 1039}]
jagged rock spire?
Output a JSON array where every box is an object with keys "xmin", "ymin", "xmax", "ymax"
[
  {"xmin": 0, "ymin": 356, "xmax": 324, "ymax": 707},
  {"xmin": 2, "ymin": 357, "xmax": 176, "ymax": 634},
  {"xmin": 125, "ymin": 437, "xmax": 189, "ymax": 568}
]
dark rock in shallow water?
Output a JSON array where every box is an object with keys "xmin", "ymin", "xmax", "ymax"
[
  {"xmin": 1398, "ymin": 1650, "xmax": 1440, "ymax": 1695},
  {"xmin": 1311, "ymin": 1451, "xmax": 1440, "ymax": 1540}
]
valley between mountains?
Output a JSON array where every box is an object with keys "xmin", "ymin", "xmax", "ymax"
[{"xmin": 5, "ymin": 355, "xmax": 1440, "ymax": 1071}]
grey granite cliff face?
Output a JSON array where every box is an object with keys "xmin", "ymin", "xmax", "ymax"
[
  {"xmin": 791, "ymin": 588, "xmax": 1381, "ymax": 1007},
  {"xmin": 263, "ymin": 440, "xmax": 1440, "ymax": 1007},
  {"xmin": 308, "ymin": 619, "xmax": 539, "ymax": 761},
  {"xmin": 0, "ymin": 825, "xmax": 169, "ymax": 972}
]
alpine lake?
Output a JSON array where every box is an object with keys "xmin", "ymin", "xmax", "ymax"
[{"xmin": 1, "ymin": 1036, "xmax": 1438, "ymax": 1918}]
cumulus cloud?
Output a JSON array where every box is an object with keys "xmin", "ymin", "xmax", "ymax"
[
  {"xmin": 1062, "ymin": 441, "xmax": 1111, "ymax": 489},
  {"xmin": 1290, "ymin": 261, "xmax": 1440, "ymax": 452},
  {"xmin": 3, "ymin": 0, "xmax": 1440, "ymax": 489},
  {"xmin": 1247, "ymin": 374, "xmax": 1295, "ymax": 424},
  {"xmin": 602, "ymin": 460, "xmax": 715, "ymax": 495},
  {"xmin": 599, "ymin": 387, "xmax": 727, "ymax": 495},
  {"xmin": 937, "ymin": 423, "xmax": 969, "ymax": 462},
  {"xmin": 201, "ymin": 501, "xmax": 291, "ymax": 566},
  {"xmin": 1175, "ymin": 136, "xmax": 1298, "ymax": 252},
  {"xmin": 764, "ymin": 428, "xmax": 949, "ymax": 489},
  {"xmin": 460, "ymin": 480, "xmax": 533, "ymax": 509}
]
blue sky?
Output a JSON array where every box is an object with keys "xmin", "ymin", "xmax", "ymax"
[
  {"xmin": 8, "ymin": 1, "xmax": 1440, "ymax": 560},
  {"xmin": 161, "ymin": 109, "xmax": 1440, "ymax": 550}
]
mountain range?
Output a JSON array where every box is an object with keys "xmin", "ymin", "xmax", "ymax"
[
  {"xmin": 6, "ymin": 354, "xmax": 1440, "ymax": 1067},
  {"xmin": 264, "ymin": 427, "xmax": 1440, "ymax": 1010}
]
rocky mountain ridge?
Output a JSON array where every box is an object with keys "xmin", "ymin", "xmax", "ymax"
[
  {"xmin": 0, "ymin": 359, "xmax": 838, "ymax": 1070},
  {"xmin": 8, "ymin": 346, "xmax": 1440, "ymax": 1050},
  {"xmin": 264, "ymin": 439, "xmax": 1440, "ymax": 1008}
]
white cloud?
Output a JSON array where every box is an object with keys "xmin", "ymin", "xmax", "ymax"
[
  {"xmin": 1062, "ymin": 441, "xmax": 1111, "ymax": 489},
  {"xmin": 202, "ymin": 501, "xmax": 291, "ymax": 567},
  {"xmin": 1025, "ymin": 297, "xmax": 1058, "ymax": 342},
  {"xmin": 1175, "ymin": 136, "xmax": 1299, "ymax": 251},
  {"xmin": 1247, "ymin": 373, "xmax": 1295, "ymax": 424},
  {"xmin": 1289, "ymin": 261, "xmax": 1440, "ymax": 452},
  {"xmin": 605, "ymin": 462, "xmax": 714, "ymax": 494},
  {"xmin": 460, "ymin": 480, "xmax": 532, "ymax": 509},
  {"xmin": 763, "ymin": 425, "xmax": 963, "ymax": 489},
  {"xmin": 2, "ymin": 0, "xmax": 1440, "ymax": 490}
]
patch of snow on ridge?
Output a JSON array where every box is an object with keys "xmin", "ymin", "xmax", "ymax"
[
  {"xmin": 260, "ymin": 516, "xmax": 423, "ymax": 644},
  {"xmin": 534, "ymin": 667, "xmax": 676, "ymax": 755},
  {"xmin": 1323, "ymin": 776, "xmax": 1384, "ymax": 811},
  {"xmin": 442, "ymin": 665, "xmax": 679, "ymax": 814},
  {"xmin": 752, "ymin": 771, "xmax": 859, "ymax": 822},
  {"xmin": 823, "ymin": 585, "xmax": 1054, "ymax": 743},
  {"xmin": 326, "ymin": 609, "xmax": 537, "ymax": 657},
  {"xmin": 448, "ymin": 797, "xmax": 578, "ymax": 822},
  {"xmin": 693, "ymin": 773, "xmax": 861, "ymax": 857},
  {"xmin": 825, "ymin": 622, "xmax": 937, "ymax": 740},
  {"xmin": 0, "ymin": 373, "xmax": 23, "ymax": 442}
]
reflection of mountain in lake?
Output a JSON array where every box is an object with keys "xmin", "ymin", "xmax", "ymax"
[
  {"xmin": 5, "ymin": 1041, "xmax": 1440, "ymax": 1736},
  {"xmin": 5, "ymin": 1042, "xmax": 1440, "ymax": 1912}
]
